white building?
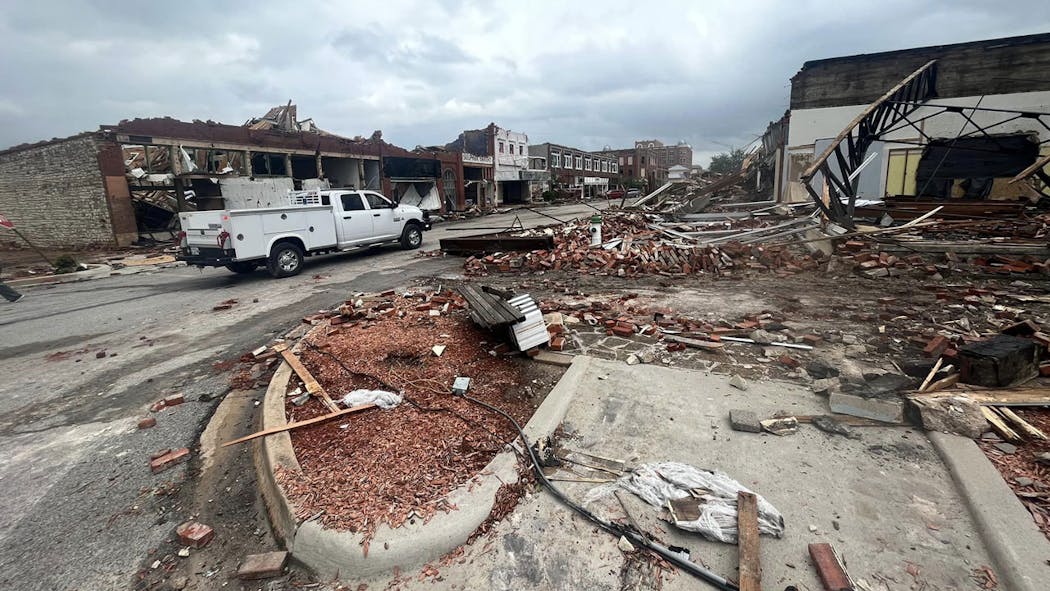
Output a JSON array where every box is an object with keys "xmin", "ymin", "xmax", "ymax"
[
  {"xmin": 668, "ymin": 164, "xmax": 689, "ymax": 180},
  {"xmin": 780, "ymin": 33, "xmax": 1050, "ymax": 205}
]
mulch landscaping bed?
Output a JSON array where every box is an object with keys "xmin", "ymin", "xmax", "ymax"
[
  {"xmin": 978, "ymin": 408, "xmax": 1050, "ymax": 542},
  {"xmin": 276, "ymin": 293, "xmax": 539, "ymax": 549}
]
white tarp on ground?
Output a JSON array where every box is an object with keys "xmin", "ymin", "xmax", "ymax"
[
  {"xmin": 341, "ymin": 389, "xmax": 402, "ymax": 409},
  {"xmin": 585, "ymin": 461, "xmax": 785, "ymax": 544}
]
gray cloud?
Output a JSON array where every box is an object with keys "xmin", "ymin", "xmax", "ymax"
[{"xmin": 0, "ymin": 0, "xmax": 1046, "ymax": 164}]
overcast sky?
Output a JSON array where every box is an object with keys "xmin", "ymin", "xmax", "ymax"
[{"xmin": 0, "ymin": 1, "xmax": 1047, "ymax": 165}]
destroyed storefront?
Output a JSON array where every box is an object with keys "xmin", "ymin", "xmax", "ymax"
[
  {"xmin": 782, "ymin": 33, "xmax": 1050, "ymax": 216},
  {"xmin": 381, "ymin": 156, "xmax": 442, "ymax": 212}
]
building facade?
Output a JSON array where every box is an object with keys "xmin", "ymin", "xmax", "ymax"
[
  {"xmin": 780, "ymin": 33, "xmax": 1050, "ymax": 204},
  {"xmin": 445, "ymin": 123, "xmax": 548, "ymax": 206},
  {"xmin": 595, "ymin": 145, "xmax": 669, "ymax": 191},
  {"xmin": 529, "ymin": 143, "xmax": 618, "ymax": 198},
  {"xmin": 634, "ymin": 140, "xmax": 693, "ymax": 169}
]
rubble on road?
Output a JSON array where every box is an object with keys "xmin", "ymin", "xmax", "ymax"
[{"xmin": 460, "ymin": 212, "xmax": 818, "ymax": 278}]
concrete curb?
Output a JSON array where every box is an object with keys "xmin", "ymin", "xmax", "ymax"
[
  {"xmin": 254, "ymin": 338, "xmax": 591, "ymax": 580},
  {"xmin": 929, "ymin": 432, "xmax": 1050, "ymax": 591},
  {"xmin": 7, "ymin": 264, "xmax": 112, "ymax": 287}
]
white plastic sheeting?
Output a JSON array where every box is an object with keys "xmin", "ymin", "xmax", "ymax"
[
  {"xmin": 340, "ymin": 389, "xmax": 402, "ymax": 409},
  {"xmin": 585, "ymin": 461, "xmax": 785, "ymax": 544}
]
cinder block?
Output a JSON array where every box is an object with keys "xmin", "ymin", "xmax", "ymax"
[{"xmin": 829, "ymin": 392, "xmax": 904, "ymax": 423}]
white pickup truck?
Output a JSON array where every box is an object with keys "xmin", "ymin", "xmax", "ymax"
[{"xmin": 176, "ymin": 189, "xmax": 431, "ymax": 278}]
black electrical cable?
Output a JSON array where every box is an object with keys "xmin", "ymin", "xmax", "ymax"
[
  {"xmin": 299, "ymin": 339, "xmax": 736, "ymax": 589},
  {"xmin": 457, "ymin": 392, "xmax": 739, "ymax": 591}
]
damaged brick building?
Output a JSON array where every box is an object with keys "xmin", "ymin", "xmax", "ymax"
[
  {"xmin": 779, "ymin": 33, "xmax": 1050, "ymax": 206},
  {"xmin": 0, "ymin": 106, "xmax": 448, "ymax": 249}
]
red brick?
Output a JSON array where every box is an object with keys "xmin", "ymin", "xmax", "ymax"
[
  {"xmin": 150, "ymin": 401, "xmax": 167, "ymax": 413},
  {"xmin": 611, "ymin": 323, "xmax": 635, "ymax": 337},
  {"xmin": 549, "ymin": 336, "xmax": 566, "ymax": 351},
  {"xmin": 150, "ymin": 448, "xmax": 172, "ymax": 461},
  {"xmin": 176, "ymin": 521, "xmax": 214, "ymax": 549},
  {"xmin": 237, "ymin": 551, "xmax": 288, "ymax": 580},
  {"xmin": 1040, "ymin": 363, "xmax": 1050, "ymax": 377},
  {"xmin": 138, "ymin": 417, "xmax": 157, "ymax": 430},
  {"xmin": 923, "ymin": 335, "xmax": 949, "ymax": 358},
  {"xmin": 150, "ymin": 448, "xmax": 190, "ymax": 474},
  {"xmin": 524, "ymin": 348, "xmax": 540, "ymax": 357},
  {"xmin": 801, "ymin": 334, "xmax": 823, "ymax": 346},
  {"xmin": 329, "ymin": 316, "xmax": 347, "ymax": 326},
  {"xmin": 777, "ymin": 355, "xmax": 800, "ymax": 368},
  {"xmin": 163, "ymin": 393, "xmax": 185, "ymax": 407}
]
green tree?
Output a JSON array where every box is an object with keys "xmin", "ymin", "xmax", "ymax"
[{"xmin": 708, "ymin": 148, "xmax": 747, "ymax": 174}]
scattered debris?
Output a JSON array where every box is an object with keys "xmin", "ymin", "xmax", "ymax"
[{"xmin": 149, "ymin": 448, "xmax": 190, "ymax": 474}]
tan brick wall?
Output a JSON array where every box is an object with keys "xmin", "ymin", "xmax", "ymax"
[{"xmin": 0, "ymin": 135, "xmax": 118, "ymax": 248}]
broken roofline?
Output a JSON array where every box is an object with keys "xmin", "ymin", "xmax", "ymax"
[
  {"xmin": 793, "ymin": 32, "xmax": 1050, "ymax": 73},
  {"xmin": 98, "ymin": 117, "xmax": 397, "ymax": 158}
]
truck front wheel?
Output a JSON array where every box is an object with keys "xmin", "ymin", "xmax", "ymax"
[
  {"xmin": 225, "ymin": 261, "xmax": 258, "ymax": 274},
  {"xmin": 267, "ymin": 243, "xmax": 304, "ymax": 278},
  {"xmin": 400, "ymin": 224, "xmax": 423, "ymax": 250}
]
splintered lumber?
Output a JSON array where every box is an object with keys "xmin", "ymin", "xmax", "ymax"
[
  {"xmin": 923, "ymin": 373, "xmax": 959, "ymax": 393},
  {"xmin": 918, "ymin": 358, "xmax": 944, "ymax": 392},
  {"xmin": 222, "ymin": 403, "xmax": 377, "ymax": 447},
  {"xmin": 808, "ymin": 543, "xmax": 853, "ymax": 591},
  {"xmin": 275, "ymin": 344, "xmax": 339, "ymax": 412},
  {"xmin": 997, "ymin": 407, "xmax": 1048, "ymax": 440},
  {"xmin": 737, "ymin": 491, "xmax": 761, "ymax": 591},
  {"xmin": 663, "ymin": 334, "xmax": 725, "ymax": 351},
  {"xmin": 981, "ymin": 407, "xmax": 1021, "ymax": 442},
  {"xmin": 932, "ymin": 387, "xmax": 1050, "ymax": 407}
]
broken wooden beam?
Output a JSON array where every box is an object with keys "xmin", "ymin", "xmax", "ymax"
[
  {"xmin": 808, "ymin": 543, "xmax": 853, "ymax": 591},
  {"xmin": 997, "ymin": 407, "xmax": 1048, "ymax": 440},
  {"xmin": 663, "ymin": 334, "xmax": 725, "ymax": 351},
  {"xmin": 981, "ymin": 407, "xmax": 1021, "ymax": 442},
  {"xmin": 274, "ymin": 343, "xmax": 339, "ymax": 412},
  {"xmin": 222, "ymin": 403, "xmax": 377, "ymax": 447},
  {"xmin": 737, "ymin": 491, "xmax": 761, "ymax": 591}
]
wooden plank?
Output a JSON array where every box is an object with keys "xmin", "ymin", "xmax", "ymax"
[
  {"xmin": 737, "ymin": 491, "xmax": 761, "ymax": 591},
  {"xmin": 278, "ymin": 347, "xmax": 339, "ymax": 412},
  {"xmin": 926, "ymin": 387, "xmax": 1050, "ymax": 407},
  {"xmin": 997, "ymin": 407, "xmax": 1048, "ymax": 440},
  {"xmin": 981, "ymin": 407, "xmax": 1021, "ymax": 442},
  {"xmin": 808, "ymin": 543, "xmax": 852, "ymax": 591},
  {"xmin": 664, "ymin": 334, "xmax": 725, "ymax": 351},
  {"xmin": 923, "ymin": 373, "xmax": 959, "ymax": 393},
  {"xmin": 458, "ymin": 285, "xmax": 508, "ymax": 327},
  {"xmin": 222, "ymin": 403, "xmax": 377, "ymax": 447},
  {"xmin": 918, "ymin": 358, "xmax": 944, "ymax": 392}
]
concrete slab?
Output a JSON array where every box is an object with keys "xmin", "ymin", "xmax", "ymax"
[{"xmin": 366, "ymin": 357, "xmax": 997, "ymax": 590}]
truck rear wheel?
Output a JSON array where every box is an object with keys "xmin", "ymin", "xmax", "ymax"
[
  {"xmin": 400, "ymin": 224, "xmax": 423, "ymax": 250},
  {"xmin": 267, "ymin": 242, "xmax": 304, "ymax": 278},
  {"xmin": 225, "ymin": 261, "xmax": 258, "ymax": 274}
]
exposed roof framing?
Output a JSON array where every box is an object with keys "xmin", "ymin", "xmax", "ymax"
[{"xmin": 800, "ymin": 60, "xmax": 938, "ymax": 226}]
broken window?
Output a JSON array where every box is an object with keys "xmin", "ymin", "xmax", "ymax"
[
  {"xmin": 551, "ymin": 153, "xmax": 560, "ymax": 168},
  {"xmin": 251, "ymin": 152, "xmax": 289, "ymax": 176}
]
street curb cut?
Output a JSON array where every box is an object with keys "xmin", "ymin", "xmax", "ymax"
[
  {"xmin": 254, "ymin": 338, "xmax": 591, "ymax": 580},
  {"xmin": 7, "ymin": 264, "xmax": 112, "ymax": 287},
  {"xmin": 929, "ymin": 432, "xmax": 1050, "ymax": 591}
]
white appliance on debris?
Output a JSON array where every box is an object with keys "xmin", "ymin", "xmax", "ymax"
[{"xmin": 508, "ymin": 294, "xmax": 550, "ymax": 351}]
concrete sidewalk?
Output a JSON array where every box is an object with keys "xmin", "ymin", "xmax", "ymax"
[{"xmin": 363, "ymin": 356, "xmax": 1030, "ymax": 590}]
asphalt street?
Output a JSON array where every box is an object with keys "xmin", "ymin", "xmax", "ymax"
[{"xmin": 0, "ymin": 201, "xmax": 606, "ymax": 590}]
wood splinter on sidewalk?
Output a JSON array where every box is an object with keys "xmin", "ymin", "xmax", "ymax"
[
  {"xmin": 737, "ymin": 491, "xmax": 761, "ymax": 591},
  {"xmin": 809, "ymin": 542, "xmax": 853, "ymax": 591},
  {"xmin": 222, "ymin": 403, "xmax": 376, "ymax": 447},
  {"xmin": 273, "ymin": 343, "xmax": 339, "ymax": 412}
]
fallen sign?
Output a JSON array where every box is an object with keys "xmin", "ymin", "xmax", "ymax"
[{"xmin": 221, "ymin": 403, "xmax": 376, "ymax": 447}]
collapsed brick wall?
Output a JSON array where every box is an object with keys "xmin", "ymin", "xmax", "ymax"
[{"xmin": 0, "ymin": 135, "xmax": 124, "ymax": 248}]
